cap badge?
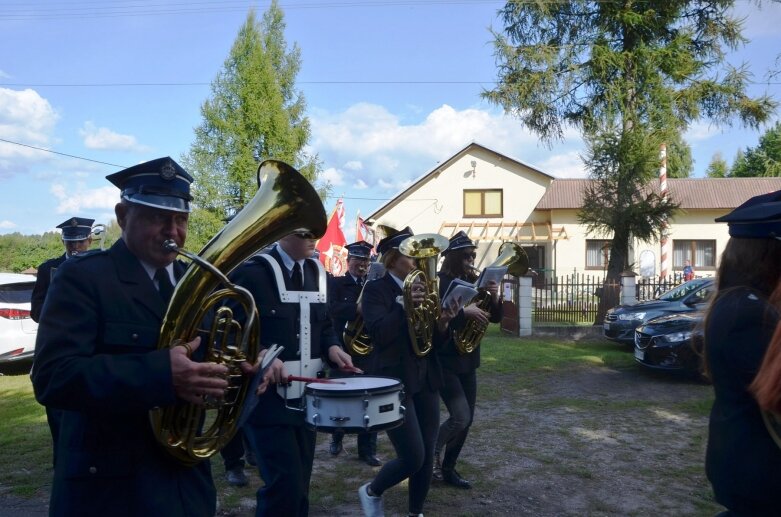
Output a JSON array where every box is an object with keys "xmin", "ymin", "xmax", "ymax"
[
  {"xmin": 70, "ymin": 218, "xmax": 78, "ymax": 227},
  {"xmin": 160, "ymin": 161, "xmax": 176, "ymax": 181}
]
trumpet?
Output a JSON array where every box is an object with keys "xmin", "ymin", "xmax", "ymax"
[{"xmin": 399, "ymin": 233, "xmax": 450, "ymax": 357}]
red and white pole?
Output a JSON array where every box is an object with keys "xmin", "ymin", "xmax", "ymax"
[{"xmin": 659, "ymin": 143, "xmax": 670, "ymax": 280}]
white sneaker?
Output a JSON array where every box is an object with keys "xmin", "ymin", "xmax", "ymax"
[{"xmin": 358, "ymin": 482, "xmax": 384, "ymax": 517}]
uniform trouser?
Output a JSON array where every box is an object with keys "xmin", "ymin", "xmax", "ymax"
[
  {"xmin": 436, "ymin": 368, "xmax": 477, "ymax": 472},
  {"xmin": 220, "ymin": 428, "xmax": 247, "ymax": 471},
  {"xmin": 46, "ymin": 407, "xmax": 63, "ymax": 467},
  {"xmin": 245, "ymin": 423, "xmax": 316, "ymax": 517},
  {"xmin": 331, "ymin": 429, "xmax": 378, "ymax": 456},
  {"xmin": 369, "ymin": 386, "xmax": 439, "ymax": 515}
]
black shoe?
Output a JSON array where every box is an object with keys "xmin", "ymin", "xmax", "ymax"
[
  {"xmin": 442, "ymin": 469, "xmax": 471, "ymax": 489},
  {"xmin": 359, "ymin": 454, "xmax": 382, "ymax": 467},
  {"xmin": 225, "ymin": 467, "xmax": 248, "ymax": 487},
  {"xmin": 245, "ymin": 450, "xmax": 257, "ymax": 467},
  {"xmin": 432, "ymin": 450, "xmax": 443, "ymax": 481},
  {"xmin": 329, "ymin": 437, "xmax": 343, "ymax": 456}
]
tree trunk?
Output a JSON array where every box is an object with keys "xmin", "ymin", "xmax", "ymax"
[{"xmin": 594, "ymin": 232, "xmax": 630, "ymax": 325}]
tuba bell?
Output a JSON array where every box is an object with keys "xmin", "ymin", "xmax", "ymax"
[
  {"xmin": 343, "ymin": 284, "xmax": 372, "ymax": 356},
  {"xmin": 399, "ymin": 233, "xmax": 450, "ymax": 357},
  {"xmin": 454, "ymin": 242, "xmax": 528, "ymax": 354},
  {"xmin": 149, "ymin": 160, "xmax": 327, "ymax": 466}
]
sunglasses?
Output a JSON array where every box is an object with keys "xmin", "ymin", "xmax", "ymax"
[{"xmin": 293, "ymin": 231, "xmax": 317, "ymax": 240}]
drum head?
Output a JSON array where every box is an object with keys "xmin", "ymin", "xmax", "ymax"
[{"xmin": 306, "ymin": 376, "xmax": 401, "ymax": 396}]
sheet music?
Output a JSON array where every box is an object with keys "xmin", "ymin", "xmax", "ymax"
[
  {"xmin": 441, "ymin": 278, "xmax": 479, "ymax": 312},
  {"xmin": 476, "ymin": 266, "xmax": 508, "ymax": 288}
]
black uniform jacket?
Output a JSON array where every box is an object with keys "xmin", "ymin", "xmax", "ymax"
[
  {"xmin": 30, "ymin": 253, "xmax": 66, "ymax": 322},
  {"xmin": 229, "ymin": 247, "xmax": 341, "ymax": 427},
  {"xmin": 436, "ymin": 272, "xmax": 502, "ymax": 374},
  {"xmin": 31, "ymin": 239, "xmax": 215, "ymax": 517},
  {"xmin": 361, "ymin": 273, "xmax": 442, "ymax": 394},
  {"xmin": 327, "ymin": 273, "xmax": 363, "ymax": 347},
  {"xmin": 706, "ymin": 286, "xmax": 781, "ymax": 515}
]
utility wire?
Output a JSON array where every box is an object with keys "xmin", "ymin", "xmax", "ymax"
[{"xmin": 0, "ymin": 138, "xmax": 127, "ymax": 168}]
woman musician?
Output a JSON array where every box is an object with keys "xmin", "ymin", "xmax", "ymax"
[
  {"xmin": 357, "ymin": 227, "xmax": 458, "ymax": 517},
  {"xmin": 434, "ymin": 231, "xmax": 501, "ymax": 489},
  {"xmin": 703, "ymin": 190, "xmax": 781, "ymax": 515}
]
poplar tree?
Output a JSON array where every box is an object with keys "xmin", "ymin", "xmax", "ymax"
[
  {"xmin": 183, "ymin": 1, "xmax": 319, "ymax": 248},
  {"xmin": 484, "ymin": 0, "xmax": 775, "ymax": 321}
]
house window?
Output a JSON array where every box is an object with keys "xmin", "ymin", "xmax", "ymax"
[
  {"xmin": 586, "ymin": 240, "xmax": 611, "ymax": 269},
  {"xmin": 463, "ymin": 189, "xmax": 503, "ymax": 217},
  {"xmin": 673, "ymin": 240, "xmax": 716, "ymax": 269}
]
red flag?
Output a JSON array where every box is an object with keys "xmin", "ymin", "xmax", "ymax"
[
  {"xmin": 356, "ymin": 214, "xmax": 376, "ymax": 251},
  {"xmin": 316, "ymin": 198, "xmax": 348, "ymax": 275}
]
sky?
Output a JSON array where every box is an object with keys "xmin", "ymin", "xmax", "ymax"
[{"xmin": 1, "ymin": 0, "xmax": 780, "ymax": 243}]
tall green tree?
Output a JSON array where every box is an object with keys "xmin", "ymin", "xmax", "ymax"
[
  {"xmin": 665, "ymin": 132, "xmax": 693, "ymax": 178},
  {"xmin": 484, "ymin": 0, "xmax": 775, "ymax": 321},
  {"xmin": 182, "ymin": 1, "xmax": 319, "ymax": 248},
  {"xmin": 730, "ymin": 121, "xmax": 781, "ymax": 177},
  {"xmin": 705, "ymin": 152, "xmax": 730, "ymax": 178}
]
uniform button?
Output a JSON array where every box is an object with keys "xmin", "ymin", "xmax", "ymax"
[
  {"xmin": 296, "ymin": 350, "xmax": 301, "ymax": 356},
  {"xmin": 131, "ymin": 333, "xmax": 139, "ymax": 341},
  {"xmin": 296, "ymin": 333, "xmax": 300, "ymax": 339},
  {"xmin": 271, "ymin": 310, "xmax": 276, "ymax": 315},
  {"xmin": 89, "ymin": 466, "xmax": 97, "ymax": 474}
]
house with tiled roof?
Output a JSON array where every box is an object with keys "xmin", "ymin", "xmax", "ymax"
[{"xmin": 367, "ymin": 142, "xmax": 781, "ymax": 279}]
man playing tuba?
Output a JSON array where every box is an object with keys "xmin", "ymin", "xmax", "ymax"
[
  {"xmin": 327, "ymin": 240, "xmax": 382, "ymax": 466},
  {"xmin": 32, "ymin": 157, "xmax": 228, "ymax": 516}
]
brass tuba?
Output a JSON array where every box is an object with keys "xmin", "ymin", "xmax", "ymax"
[
  {"xmin": 454, "ymin": 242, "xmax": 528, "ymax": 354},
  {"xmin": 343, "ymin": 285, "xmax": 372, "ymax": 356},
  {"xmin": 399, "ymin": 233, "xmax": 450, "ymax": 357},
  {"xmin": 149, "ymin": 160, "xmax": 326, "ymax": 466}
]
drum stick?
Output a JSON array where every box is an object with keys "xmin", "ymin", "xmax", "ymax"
[{"xmin": 286, "ymin": 375, "xmax": 346, "ymax": 384}]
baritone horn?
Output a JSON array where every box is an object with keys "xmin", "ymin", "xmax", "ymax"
[
  {"xmin": 399, "ymin": 233, "xmax": 450, "ymax": 357},
  {"xmin": 149, "ymin": 160, "xmax": 327, "ymax": 467},
  {"xmin": 454, "ymin": 242, "xmax": 528, "ymax": 354}
]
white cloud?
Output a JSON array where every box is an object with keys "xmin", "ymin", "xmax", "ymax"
[
  {"xmin": 353, "ymin": 178, "xmax": 368, "ymax": 190},
  {"xmin": 344, "ymin": 160, "xmax": 363, "ymax": 171},
  {"xmin": 50, "ymin": 183, "xmax": 118, "ymax": 214},
  {"xmin": 311, "ymin": 102, "xmax": 582, "ymax": 188},
  {"xmin": 0, "ymin": 220, "xmax": 16, "ymax": 229},
  {"xmin": 0, "ymin": 88, "xmax": 59, "ymax": 161},
  {"xmin": 320, "ymin": 167, "xmax": 345, "ymax": 186},
  {"xmin": 684, "ymin": 121, "xmax": 723, "ymax": 142},
  {"xmin": 539, "ymin": 151, "xmax": 587, "ymax": 178},
  {"xmin": 79, "ymin": 121, "xmax": 149, "ymax": 152}
]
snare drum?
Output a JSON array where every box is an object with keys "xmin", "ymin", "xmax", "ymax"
[{"xmin": 304, "ymin": 376, "xmax": 405, "ymax": 433}]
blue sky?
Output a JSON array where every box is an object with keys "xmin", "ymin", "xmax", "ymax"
[{"xmin": 1, "ymin": 0, "xmax": 780, "ymax": 242}]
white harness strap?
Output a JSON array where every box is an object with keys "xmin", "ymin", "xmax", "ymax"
[{"xmin": 257, "ymin": 254, "xmax": 327, "ymax": 399}]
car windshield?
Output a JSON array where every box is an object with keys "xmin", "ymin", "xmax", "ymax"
[
  {"xmin": 657, "ymin": 279, "xmax": 709, "ymax": 302},
  {"xmin": 0, "ymin": 283, "xmax": 34, "ymax": 303}
]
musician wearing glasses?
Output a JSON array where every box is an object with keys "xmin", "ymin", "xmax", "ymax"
[
  {"xmin": 327, "ymin": 240, "xmax": 382, "ymax": 466},
  {"xmin": 31, "ymin": 157, "xmax": 228, "ymax": 516},
  {"xmin": 358, "ymin": 227, "xmax": 458, "ymax": 517},
  {"xmin": 433, "ymin": 231, "xmax": 501, "ymax": 489},
  {"xmin": 702, "ymin": 190, "xmax": 781, "ymax": 515},
  {"xmin": 227, "ymin": 231, "xmax": 356, "ymax": 517}
]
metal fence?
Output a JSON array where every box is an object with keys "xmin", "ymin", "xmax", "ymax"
[{"xmin": 529, "ymin": 273, "xmax": 689, "ymax": 324}]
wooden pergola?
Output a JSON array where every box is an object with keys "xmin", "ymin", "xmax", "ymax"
[{"xmin": 437, "ymin": 221, "xmax": 568, "ymax": 243}]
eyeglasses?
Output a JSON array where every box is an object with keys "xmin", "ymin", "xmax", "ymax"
[{"xmin": 293, "ymin": 232, "xmax": 317, "ymax": 239}]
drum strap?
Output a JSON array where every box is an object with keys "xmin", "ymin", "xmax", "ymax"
[{"xmin": 258, "ymin": 254, "xmax": 327, "ymax": 400}]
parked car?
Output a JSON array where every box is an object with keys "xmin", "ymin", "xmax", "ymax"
[
  {"xmin": 603, "ymin": 277, "xmax": 714, "ymax": 345},
  {"xmin": 0, "ymin": 273, "xmax": 38, "ymax": 364},
  {"xmin": 634, "ymin": 312, "xmax": 704, "ymax": 376}
]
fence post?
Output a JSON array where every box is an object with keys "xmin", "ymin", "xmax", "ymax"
[
  {"xmin": 518, "ymin": 275, "xmax": 533, "ymax": 336},
  {"xmin": 620, "ymin": 270, "xmax": 637, "ymax": 305}
]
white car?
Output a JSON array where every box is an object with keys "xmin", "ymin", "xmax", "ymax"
[{"xmin": 0, "ymin": 272, "xmax": 38, "ymax": 364}]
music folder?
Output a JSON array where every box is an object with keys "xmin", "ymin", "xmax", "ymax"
[
  {"xmin": 476, "ymin": 266, "xmax": 508, "ymax": 288},
  {"xmin": 237, "ymin": 344, "xmax": 284, "ymax": 429},
  {"xmin": 441, "ymin": 278, "xmax": 479, "ymax": 312}
]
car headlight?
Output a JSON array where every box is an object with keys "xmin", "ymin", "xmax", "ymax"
[
  {"xmin": 618, "ymin": 312, "xmax": 646, "ymax": 321},
  {"xmin": 660, "ymin": 331, "xmax": 692, "ymax": 343}
]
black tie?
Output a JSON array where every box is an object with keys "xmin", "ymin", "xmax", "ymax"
[
  {"xmin": 156, "ymin": 268, "xmax": 174, "ymax": 304},
  {"xmin": 291, "ymin": 262, "xmax": 303, "ymax": 291}
]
